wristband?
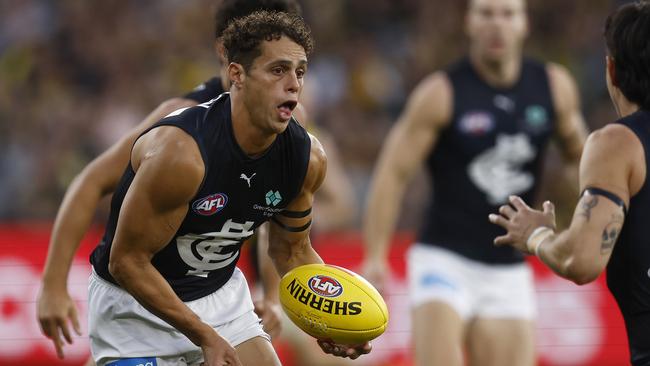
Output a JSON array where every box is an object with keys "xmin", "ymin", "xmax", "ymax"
[{"xmin": 526, "ymin": 226, "xmax": 554, "ymax": 256}]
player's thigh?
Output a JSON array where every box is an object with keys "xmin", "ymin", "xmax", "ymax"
[
  {"xmin": 236, "ymin": 336, "xmax": 281, "ymax": 366},
  {"xmin": 412, "ymin": 301, "xmax": 465, "ymax": 366},
  {"xmin": 466, "ymin": 318, "xmax": 535, "ymax": 366}
]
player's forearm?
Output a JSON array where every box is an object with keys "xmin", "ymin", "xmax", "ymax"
[
  {"xmin": 42, "ymin": 173, "xmax": 104, "ymax": 289},
  {"xmin": 257, "ymin": 225, "xmax": 281, "ymax": 303},
  {"xmin": 109, "ymin": 257, "xmax": 214, "ymax": 346},
  {"xmin": 537, "ymin": 229, "xmax": 600, "ymax": 285},
  {"xmin": 362, "ymin": 174, "xmax": 405, "ymax": 262},
  {"xmin": 270, "ymin": 238, "xmax": 323, "ymax": 277}
]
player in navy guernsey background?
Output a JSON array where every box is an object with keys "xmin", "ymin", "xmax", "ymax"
[
  {"xmin": 36, "ymin": 1, "xmax": 356, "ymax": 364},
  {"xmin": 362, "ymin": 0, "xmax": 588, "ymax": 365},
  {"xmin": 490, "ymin": 2, "xmax": 650, "ymax": 365},
  {"xmin": 84, "ymin": 11, "xmax": 369, "ymax": 366}
]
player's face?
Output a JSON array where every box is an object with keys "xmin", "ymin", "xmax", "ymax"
[
  {"xmin": 466, "ymin": 0, "xmax": 528, "ymax": 63},
  {"xmin": 242, "ymin": 36, "xmax": 307, "ymax": 134}
]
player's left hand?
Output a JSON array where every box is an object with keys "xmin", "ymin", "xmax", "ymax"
[
  {"xmin": 253, "ymin": 299, "xmax": 282, "ymax": 340},
  {"xmin": 317, "ymin": 339, "xmax": 372, "ymax": 360},
  {"xmin": 489, "ymin": 195, "xmax": 556, "ymax": 253}
]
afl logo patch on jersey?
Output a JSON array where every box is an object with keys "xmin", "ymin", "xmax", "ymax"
[
  {"xmin": 192, "ymin": 193, "xmax": 228, "ymax": 216},
  {"xmin": 459, "ymin": 111, "xmax": 495, "ymax": 135},
  {"xmin": 308, "ymin": 275, "xmax": 343, "ymax": 298}
]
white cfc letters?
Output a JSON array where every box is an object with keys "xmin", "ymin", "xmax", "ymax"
[
  {"xmin": 176, "ymin": 219, "xmax": 255, "ymax": 277},
  {"xmin": 468, "ymin": 133, "xmax": 537, "ymax": 204}
]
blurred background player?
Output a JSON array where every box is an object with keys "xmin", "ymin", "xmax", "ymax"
[
  {"xmin": 490, "ymin": 1, "xmax": 650, "ymax": 365},
  {"xmin": 36, "ymin": 0, "xmax": 355, "ymax": 364},
  {"xmin": 362, "ymin": 0, "xmax": 587, "ymax": 365}
]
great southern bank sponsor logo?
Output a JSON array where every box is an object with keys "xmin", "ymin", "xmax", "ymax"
[{"xmin": 192, "ymin": 193, "xmax": 228, "ymax": 216}]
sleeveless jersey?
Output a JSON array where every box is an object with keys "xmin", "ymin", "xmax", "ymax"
[
  {"xmin": 91, "ymin": 93, "xmax": 312, "ymax": 301},
  {"xmin": 418, "ymin": 58, "xmax": 557, "ymax": 264},
  {"xmin": 183, "ymin": 77, "xmax": 225, "ymax": 103},
  {"xmin": 608, "ymin": 109, "xmax": 650, "ymax": 365}
]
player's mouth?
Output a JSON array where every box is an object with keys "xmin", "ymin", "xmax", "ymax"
[{"xmin": 277, "ymin": 100, "xmax": 298, "ymax": 121}]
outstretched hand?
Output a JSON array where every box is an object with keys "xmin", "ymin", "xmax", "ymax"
[{"xmin": 488, "ymin": 195, "xmax": 556, "ymax": 254}]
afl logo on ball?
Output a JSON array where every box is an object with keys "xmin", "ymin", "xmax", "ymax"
[
  {"xmin": 192, "ymin": 193, "xmax": 228, "ymax": 216},
  {"xmin": 308, "ymin": 275, "xmax": 343, "ymax": 298}
]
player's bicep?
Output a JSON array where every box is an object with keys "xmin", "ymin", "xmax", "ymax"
[
  {"xmin": 567, "ymin": 192, "xmax": 625, "ymax": 269},
  {"xmin": 110, "ymin": 128, "xmax": 204, "ymax": 265}
]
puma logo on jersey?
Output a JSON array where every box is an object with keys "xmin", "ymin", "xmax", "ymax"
[
  {"xmin": 192, "ymin": 193, "xmax": 228, "ymax": 216},
  {"xmin": 240, "ymin": 173, "xmax": 256, "ymax": 187}
]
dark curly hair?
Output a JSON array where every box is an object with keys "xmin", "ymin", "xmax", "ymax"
[
  {"xmin": 221, "ymin": 10, "xmax": 314, "ymax": 71},
  {"xmin": 604, "ymin": 1, "xmax": 650, "ymax": 110},
  {"xmin": 214, "ymin": 0, "xmax": 302, "ymax": 39}
]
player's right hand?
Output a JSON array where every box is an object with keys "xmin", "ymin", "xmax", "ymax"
[
  {"xmin": 200, "ymin": 333, "xmax": 243, "ymax": 366},
  {"xmin": 36, "ymin": 287, "xmax": 82, "ymax": 359},
  {"xmin": 361, "ymin": 258, "xmax": 390, "ymax": 294}
]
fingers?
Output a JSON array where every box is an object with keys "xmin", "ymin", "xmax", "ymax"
[
  {"xmin": 488, "ymin": 214, "xmax": 510, "ymax": 229},
  {"xmin": 53, "ymin": 328, "xmax": 65, "ymax": 359},
  {"xmin": 347, "ymin": 342, "xmax": 372, "ymax": 360},
  {"xmin": 493, "ymin": 234, "xmax": 513, "ymax": 246},
  {"xmin": 543, "ymin": 200, "xmax": 555, "ymax": 216},
  {"xmin": 498, "ymin": 204, "xmax": 515, "ymax": 219},
  {"xmin": 40, "ymin": 318, "xmax": 65, "ymax": 359},
  {"xmin": 59, "ymin": 318, "xmax": 74, "ymax": 345},
  {"xmin": 318, "ymin": 340, "xmax": 371, "ymax": 359},
  {"xmin": 509, "ymin": 195, "xmax": 529, "ymax": 211}
]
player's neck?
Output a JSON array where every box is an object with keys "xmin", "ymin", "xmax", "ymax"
[
  {"xmin": 612, "ymin": 92, "xmax": 639, "ymax": 118},
  {"xmin": 469, "ymin": 51, "xmax": 521, "ymax": 89},
  {"xmin": 230, "ymin": 94, "xmax": 277, "ymax": 158}
]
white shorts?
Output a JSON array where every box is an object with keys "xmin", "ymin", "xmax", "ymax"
[
  {"xmin": 407, "ymin": 244, "xmax": 536, "ymax": 320},
  {"xmin": 88, "ymin": 267, "xmax": 269, "ymax": 366}
]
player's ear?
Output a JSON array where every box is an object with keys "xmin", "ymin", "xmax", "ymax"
[{"xmin": 228, "ymin": 63, "xmax": 245, "ymax": 89}]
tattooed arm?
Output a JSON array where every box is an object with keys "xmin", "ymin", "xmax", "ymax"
[{"xmin": 490, "ymin": 124, "xmax": 645, "ymax": 285}]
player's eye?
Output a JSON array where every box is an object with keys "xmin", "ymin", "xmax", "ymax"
[
  {"xmin": 296, "ymin": 69, "xmax": 306, "ymax": 79},
  {"xmin": 272, "ymin": 67, "xmax": 285, "ymax": 75}
]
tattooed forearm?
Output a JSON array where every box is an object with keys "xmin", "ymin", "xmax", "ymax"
[
  {"xmin": 579, "ymin": 195, "xmax": 599, "ymax": 221},
  {"xmin": 600, "ymin": 212, "xmax": 624, "ymax": 254}
]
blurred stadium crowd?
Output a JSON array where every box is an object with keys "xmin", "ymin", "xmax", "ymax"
[{"xmin": 0, "ymin": 0, "xmax": 631, "ymax": 224}]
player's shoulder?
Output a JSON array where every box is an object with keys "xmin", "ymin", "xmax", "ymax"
[
  {"xmin": 414, "ymin": 71, "xmax": 452, "ymax": 98},
  {"xmin": 590, "ymin": 121, "xmax": 640, "ymax": 143},
  {"xmin": 304, "ymin": 132, "xmax": 327, "ymax": 191},
  {"xmin": 545, "ymin": 62, "xmax": 577, "ymax": 88},
  {"xmin": 132, "ymin": 125, "xmax": 205, "ymax": 197},
  {"xmin": 403, "ymin": 71, "xmax": 452, "ymax": 128},
  {"xmin": 543, "ymin": 62, "xmax": 579, "ymax": 113},
  {"xmin": 586, "ymin": 122, "xmax": 642, "ymax": 158}
]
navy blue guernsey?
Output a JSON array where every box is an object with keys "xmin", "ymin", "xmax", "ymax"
[
  {"xmin": 418, "ymin": 58, "xmax": 556, "ymax": 264},
  {"xmin": 608, "ymin": 110, "xmax": 650, "ymax": 366},
  {"xmin": 183, "ymin": 77, "xmax": 225, "ymax": 103},
  {"xmin": 91, "ymin": 93, "xmax": 311, "ymax": 301}
]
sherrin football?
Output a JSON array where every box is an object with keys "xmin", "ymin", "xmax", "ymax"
[{"xmin": 279, "ymin": 263, "xmax": 389, "ymax": 344}]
